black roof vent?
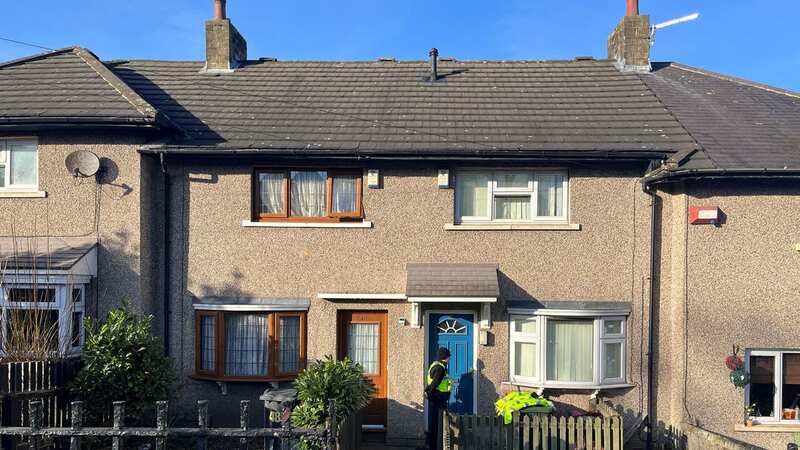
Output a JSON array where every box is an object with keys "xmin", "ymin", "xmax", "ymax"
[
  {"xmin": 377, "ymin": 57, "xmax": 396, "ymax": 62},
  {"xmin": 259, "ymin": 57, "xmax": 278, "ymax": 62},
  {"xmin": 439, "ymin": 56, "xmax": 456, "ymax": 62},
  {"xmin": 574, "ymin": 56, "xmax": 595, "ymax": 61}
]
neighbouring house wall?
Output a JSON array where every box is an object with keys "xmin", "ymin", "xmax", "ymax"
[
  {"xmin": 0, "ymin": 134, "xmax": 157, "ymax": 319},
  {"xmin": 656, "ymin": 180, "xmax": 800, "ymax": 450},
  {"xmin": 165, "ymin": 161, "xmax": 655, "ymax": 441}
]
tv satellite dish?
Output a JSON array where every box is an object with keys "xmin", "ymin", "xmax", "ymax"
[{"xmin": 65, "ymin": 150, "xmax": 101, "ymax": 178}]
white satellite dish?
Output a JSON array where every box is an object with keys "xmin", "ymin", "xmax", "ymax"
[{"xmin": 65, "ymin": 150, "xmax": 101, "ymax": 178}]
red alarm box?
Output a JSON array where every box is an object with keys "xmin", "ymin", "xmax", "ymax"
[{"xmin": 689, "ymin": 206, "xmax": 719, "ymax": 225}]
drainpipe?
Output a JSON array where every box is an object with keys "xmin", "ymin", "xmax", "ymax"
[
  {"xmin": 642, "ymin": 178, "xmax": 658, "ymax": 449},
  {"xmin": 160, "ymin": 152, "xmax": 171, "ymax": 356}
]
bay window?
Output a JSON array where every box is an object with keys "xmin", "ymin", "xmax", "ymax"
[
  {"xmin": 253, "ymin": 169, "xmax": 362, "ymax": 222},
  {"xmin": 745, "ymin": 350, "xmax": 800, "ymax": 423},
  {"xmin": 455, "ymin": 170, "xmax": 568, "ymax": 224},
  {"xmin": 0, "ymin": 139, "xmax": 38, "ymax": 191},
  {"xmin": 0, "ymin": 285, "xmax": 84, "ymax": 357},
  {"xmin": 195, "ymin": 310, "xmax": 306, "ymax": 380},
  {"xmin": 510, "ymin": 314, "xmax": 626, "ymax": 388}
]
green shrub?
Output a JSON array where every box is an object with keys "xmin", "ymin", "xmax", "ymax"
[
  {"xmin": 71, "ymin": 305, "xmax": 176, "ymax": 424},
  {"xmin": 292, "ymin": 356, "xmax": 376, "ymax": 449}
]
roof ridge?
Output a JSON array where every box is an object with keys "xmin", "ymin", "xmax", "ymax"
[
  {"xmin": 0, "ymin": 46, "xmax": 77, "ymax": 69},
  {"xmin": 71, "ymin": 47, "xmax": 159, "ymax": 119},
  {"xmin": 667, "ymin": 62, "xmax": 800, "ymax": 99}
]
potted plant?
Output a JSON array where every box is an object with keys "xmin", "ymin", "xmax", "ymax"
[{"xmin": 744, "ymin": 403, "xmax": 757, "ymax": 427}]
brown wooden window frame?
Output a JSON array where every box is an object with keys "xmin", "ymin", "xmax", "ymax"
[
  {"xmin": 252, "ymin": 169, "xmax": 363, "ymax": 223},
  {"xmin": 193, "ymin": 310, "xmax": 307, "ymax": 382}
]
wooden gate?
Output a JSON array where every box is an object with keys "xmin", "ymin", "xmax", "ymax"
[{"xmin": 0, "ymin": 358, "xmax": 82, "ymax": 448}]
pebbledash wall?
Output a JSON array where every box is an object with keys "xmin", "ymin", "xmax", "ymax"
[
  {"xmin": 164, "ymin": 160, "xmax": 655, "ymax": 441},
  {"xmin": 654, "ymin": 180, "xmax": 800, "ymax": 450},
  {"xmin": 0, "ymin": 134, "xmax": 163, "ymax": 320}
]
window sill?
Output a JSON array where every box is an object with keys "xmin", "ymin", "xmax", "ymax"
[
  {"xmin": 734, "ymin": 423, "xmax": 800, "ymax": 432},
  {"xmin": 0, "ymin": 190, "xmax": 47, "ymax": 198},
  {"xmin": 191, "ymin": 374, "xmax": 297, "ymax": 383},
  {"xmin": 445, "ymin": 223, "xmax": 581, "ymax": 231},
  {"xmin": 242, "ymin": 220, "xmax": 373, "ymax": 229},
  {"xmin": 503, "ymin": 380, "xmax": 634, "ymax": 391}
]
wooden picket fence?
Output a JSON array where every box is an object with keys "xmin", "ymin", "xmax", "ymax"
[
  {"xmin": 444, "ymin": 412, "xmax": 623, "ymax": 450},
  {"xmin": 0, "ymin": 358, "xmax": 82, "ymax": 429}
]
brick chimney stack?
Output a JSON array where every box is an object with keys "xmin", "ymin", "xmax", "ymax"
[
  {"xmin": 608, "ymin": 0, "xmax": 651, "ymax": 72},
  {"xmin": 205, "ymin": 0, "xmax": 247, "ymax": 72}
]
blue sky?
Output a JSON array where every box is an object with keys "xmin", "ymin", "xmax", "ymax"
[{"xmin": 4, "ymin": 0, "xmax": 799, "ymax": 90}]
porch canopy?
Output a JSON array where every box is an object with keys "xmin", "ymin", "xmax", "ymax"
[
  {"xmin": 0, "ymin": 236, "xmax": 97, "ymax": 283},
  {"xmin": 405, "ymin": 263, "xmax": 499, "ymax": 328}
]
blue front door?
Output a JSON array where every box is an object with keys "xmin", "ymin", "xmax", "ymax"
[{"xmin": 428, "ymin": 313, "xmax": 474, "ymax": 414}]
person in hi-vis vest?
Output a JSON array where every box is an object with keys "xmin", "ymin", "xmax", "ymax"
[{"xmin": 424, "ymin": 347, "xmax": 451, "ymax": 450}]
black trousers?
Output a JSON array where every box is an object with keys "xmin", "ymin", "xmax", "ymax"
[{"xmin": 426, "ymin": 394, "xmax": 449, "ymax": 450}]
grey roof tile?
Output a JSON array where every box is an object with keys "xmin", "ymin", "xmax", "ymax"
[
  {"xmin": 642, "ymin": 63, "xmax": 800, "ymax": 170},
  {"xmin": 406, "ymin": 263, "xmax": 499, "ymax": 298},
  {"xmin": 108, "ymin": 58, "xmax": 698, "ymax": 155}
]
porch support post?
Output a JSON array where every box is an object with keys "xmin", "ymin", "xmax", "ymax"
[
  {"xmin": 480, "ymin": 303, "xmax": 492, "ymax": 330},
  {"xmin": 410, "ymin": 302, "xmax": 422, "ymax": 328}
]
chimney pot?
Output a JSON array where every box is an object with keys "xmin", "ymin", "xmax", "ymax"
[
  {"xmin": 626, "ymin": 0, "xmax": 639, "ymax": 16},
  {"xmin": 429, "ymin": 48, "xmax": 439, "ymax": 81},
  {"xmin": 214, "ymin": 0, "xmax": 227, "ymax": 20}
]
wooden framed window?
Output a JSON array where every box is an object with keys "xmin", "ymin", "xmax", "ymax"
[
  {"xmin": 194, "ymin": 310, "xmax": 307, "ymax": 381},
  {"xmin": 253, "ymin": 169, "xmax": 363, "ymax": 222}
]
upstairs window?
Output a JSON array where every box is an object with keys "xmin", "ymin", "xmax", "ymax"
[
  {"xmin": 0, "ymin": 139, "xmax": 38, "ymax": 191},
  {"xmin": 456, "ymin": 170, "xmax": 568, "ymax": 224},
  {"xmin": 254, "ymin": 169, "xmax": 362, "ymax": 222}
]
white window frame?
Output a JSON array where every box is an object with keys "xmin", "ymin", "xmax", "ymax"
[
  {"xmin": 0, "ymin": 138, "xmax": 39, "ymax": 191},
  {"xmin": 509, "ymin": 313, "xmax": 627, "ymax": 389},
  {"xmin": 0, "ymin": 284, "xmax": 85, "ymax": 357},
  {"xmin": 455, "ymin": 169, "xmax": 569, "ymax": 225},
  {"xmin": 744, "ymin": 349, "xmax": 800, "ymax": 424}
]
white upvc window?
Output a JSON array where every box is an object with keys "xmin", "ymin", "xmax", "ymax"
[
  {"xmin": 455, "ymin": 170, "xmax": 568, "ymax": 224},
  {"xmin": 0, "ymin": 284, "xmax": 84, "ymax": 357},
  {"xmin": 0, "ymin": 138, "xmax": 38, "ymax": 191},
  {"xmin": 509, "ymin": 314, "xmax": 627, "ymax": 388},
  {"xmin": 745, "ymin": 350, "xmax": 800, "ymax": 424}
]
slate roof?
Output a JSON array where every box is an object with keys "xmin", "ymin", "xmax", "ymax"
[
  {"xmin": 108, "ymin": 58, "xmax": 698, "ymax": 156},
  {"xmin": 0, "ymin": 237, "xmax": 97, "ymax": 271},
  {"xmin": 0, "ymin": 47, "xmax": 165, "ymax": 129},
  {"xmin": 642, "ymin": 63, "xmax": 800, "ymax": 171},
  {"xmin": 406, "ymin": 263, "xmax": 499, "ymax": 298}
]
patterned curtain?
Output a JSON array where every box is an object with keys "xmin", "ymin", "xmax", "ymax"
[
  {"xmin": 279, "ymin": 316, "xmax": 300, "ymax": 373},
  {"xmin": 224, "ymin": 314, "xmax": 268, "ymax": 376},
  {"xmin": 259, "ymin": 173, "xmax": 284, "ymax": 214},
  {"xmin": 290, "ymin": 171, "xmax": 326, "ymax": 216},
  {"xmin": 347, "ymin": 323, "xmax": 379, "ymax": 374}
]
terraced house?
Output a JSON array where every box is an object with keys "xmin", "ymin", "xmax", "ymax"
[{"xmin": 1, "ymin": 0, "xmax": 799, "ymax": 448}]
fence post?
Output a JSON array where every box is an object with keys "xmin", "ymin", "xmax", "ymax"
[
  {"xmin": 112, "ymin": 401, "xmax": 126, "ymax": 450},
  {"xmin": 327, "ymin": 399, "xmax": 337, "ymax": 450},
  {"xmin": 239, "ymin": 400, "xmax": 249, "ymax": 450},
  {"xmin": 70, "ymin": 401, "xmax": 84, "ymax": 450},
  {"xmin": 197, "ymin": 400, "xmax": 209, "ymax": 450},
  {"xmin": 155, "ymin": 401, "xmax": 167, "ymax": 450},
  {"xmin": 29, "ymin": 400, "xmax": 43, "ymax": 449},
  {"xmin": 279, "ymin": 404, "xmax": 294, "ymax": 450}
]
